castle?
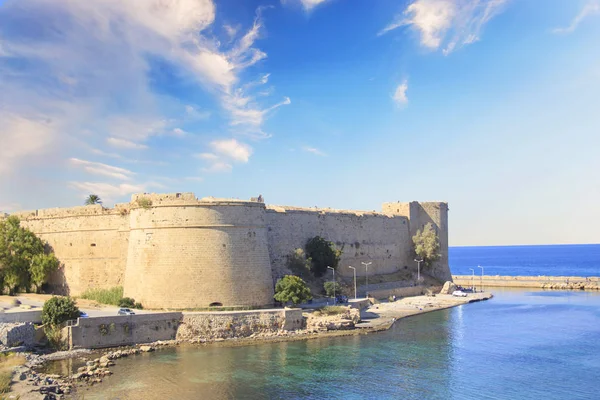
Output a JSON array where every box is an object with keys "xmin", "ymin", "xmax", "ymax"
[{"xmin": 7, "ymin": 193, "xmax": 451, "ymax": 309}]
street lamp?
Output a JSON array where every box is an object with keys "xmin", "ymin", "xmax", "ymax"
[
  {"xmin": 414, "ymin": 258, "xmax": 423, "ymax": 283},
  {"xmin": 361, "ymin": 261, "xmax": 372, "ymax": 297},
  {"xmin": 469, "ymin": 268, "xmax": 475, "ymax": 291},
  {"xmin": 478, "ymin": 265, "xmax": 484, "ymax": 292},
  {"xmin": 348, "ymin": 266, "xmax": 357, "ymax": 300},
  {"xmin": 327, "ymin": 266, "xmax": 335, "ymax": 304}
]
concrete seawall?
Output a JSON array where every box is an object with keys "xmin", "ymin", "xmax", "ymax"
[{"xmin": 453, "ymin": 275, "xmax": 600, "ymax": 290}]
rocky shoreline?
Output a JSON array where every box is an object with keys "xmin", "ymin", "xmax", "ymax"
[
  {"xmin": 452, "ymin": 275, "xmax": 600, "ymax": 290},
  {"xmin": 6, "ymin": 292, "xmax": 493, "ymax": 399}
]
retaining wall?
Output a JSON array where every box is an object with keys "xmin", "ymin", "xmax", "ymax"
[
  {"xmin": 0, "ymin": 322, "xmax": 36, "ymax": 347},
  {"xmin": 0, "ymin": 310, "xmax": 42, "ymax": 323},
  {"xmin": 368, "ymin": 285, "xmax": 429, "ymax": 300},
  {"xmin": 176, "ymin": 308, "xmax": 304, "ymax": 341},
  {"xmin": 65, "ymin": 312, "xmax": 183, "ymax": 349}
]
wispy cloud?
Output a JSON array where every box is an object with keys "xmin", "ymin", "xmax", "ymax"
[
  {"xmin": 70, "ymin": 158, "xmax": 135, "ymax": 181},
  {"xmin": 202, "ymin": 162, "xmax": 233, "ymax": 173},
  {"xmin": 393, "ymin": 81, "xmax": 409, "ymax": 106},
  {"xmin": 380, "ymin": 0, "xmax": 508, "ymax": 55},
  {"xmin": 107, "ymin": 138, "xmax": 149, "ymax": 150},
  {"xmin": 196, "ymin": 138, "xmax": 253, "ymax": 172},
  {"xmin": 302, "ymin": 146, "xmax": 327, "ymax": 156},
  {"xmin": 69, "ymin": 182, "xmax": 150, "ymax": 203},
  {"xmin": 284, "ymin": 0, "xmax": 336, "ymax": 12},
  {"xmin": 553, "ymin": 1, "xmax": 600, "ymax": 34}
]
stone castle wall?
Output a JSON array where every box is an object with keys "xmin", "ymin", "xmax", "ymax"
[
  {"xmin": 265, "ymin": 206, "xmax": 411, "ymax": 282},
  {"xmin": 5, "ymin": 193, "xmax": 451, "ymax": 308}
]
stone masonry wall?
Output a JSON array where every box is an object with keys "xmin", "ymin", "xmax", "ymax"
[
  {"xmin": 266, "ymin": 206, "xmax": 411, "ymax": 282},
  {"xmin": 14, "ymin": 205, "xmax": 129, "ymax": 295},
  {"xmin": 176, "ymin": 309, "xmax": 304, "ymax": 341},
  {"xmin": 123, "ymin": 200, "xmax": 274, "ymax": 309}
]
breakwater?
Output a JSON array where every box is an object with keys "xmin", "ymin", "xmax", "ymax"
[{"xmin": 453, "ymin": 275, "xmax": 600, "ymax": 290}]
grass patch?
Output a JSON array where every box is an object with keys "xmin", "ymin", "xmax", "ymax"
[
  {"xmin": 314, "ymin": 306, "xmax": 347, "ymax": 316},
  {"xmin": 0, "ymin": 353, "xmax": 26, "ymax": 393},
  {"xmin": 79, "ymin": 286, "xmax": 123, "ymax": 306}
]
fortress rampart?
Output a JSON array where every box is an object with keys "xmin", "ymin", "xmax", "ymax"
[{"xmin": 5, "ymin": 193, "xmax": 450, "ymax": 309}]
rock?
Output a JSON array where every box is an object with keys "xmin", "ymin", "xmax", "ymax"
[
  {"xmin": 72, "ymin": 372, "xmax": 88, "ymax": 380},
  {"xmin": 19, "ymin": 372, "xmax": 27, "ymax": 380},
  {"xmin": 86, "ymin": 361, "xmax": 96, "ymax": 367},
  {"xmin": 139, "ymin": 345, "xmax": 154, "ymax": 352},
  {"xmin": 439, "ymin": 281, "xmax": 458, "ymax": 295},
  {"xmin": 77, "ymin": 366, "xmax": 87, "ymax": 373}
]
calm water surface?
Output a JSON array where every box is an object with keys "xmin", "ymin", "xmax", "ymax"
[
  {"xmin": 81, "ymin": 288, "xmax": 600, "ymax": 400},
  {"xmin": 450, "ymin": 244, "xmax": 600, "ymax": 276}
]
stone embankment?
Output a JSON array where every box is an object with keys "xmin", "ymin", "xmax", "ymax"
[{"xmin": 453, "ymin": 275, "xmax": 600, "ymax": 290}]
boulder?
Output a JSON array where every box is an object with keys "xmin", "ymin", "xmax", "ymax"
[
  {"xmin": 139, "ymin": 345, "xmax": 154, "ymax": 352},
  {"xmin": 439, "ymin": 281, "xmax": 458, "ymax": 295}
]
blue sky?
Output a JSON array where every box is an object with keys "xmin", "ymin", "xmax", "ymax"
[{"xmin": 0, "ymin": 0, "xmax": 599, "ymax": 246}]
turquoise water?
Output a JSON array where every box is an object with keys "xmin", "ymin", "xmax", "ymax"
[
  {"xmin": 450, "ymin": 244, "xmax": 600, "ymax": 276},
  {"xmin": 81, "ymin": 289, "xmax": 600, "ymax": 399}
]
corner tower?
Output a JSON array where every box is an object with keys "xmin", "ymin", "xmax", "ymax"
[{"xmin": 382, "ymin": 201, "xmax": 451, "ymax": 282}]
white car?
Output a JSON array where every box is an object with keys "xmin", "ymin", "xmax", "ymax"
[{"xmin": 452, "ymin": 290, "xmax": 467, "ymax": 297}]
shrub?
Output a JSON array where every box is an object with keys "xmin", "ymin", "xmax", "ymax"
[
  {"xmin": 80, "ymin": 286, "xmax": 123, "ymax": 306},
  {"xmin": 118, "ymin": 297, "xmax": 143, "ymax": 309},
  {"xmin": 274, "ymin": 275, "xmax": 312, "ymax": 305},
  {"xmin": 305, "ymin": 236, "xmax": 342, "ymax": 278},
  {"xmin": 314, "ymin": 305, "xmax": 346, "ymax": 316},
  {"xmin": 286, "ymin": 248, "xmax": 311, "ymax": 277},
  {"xmin": 136, "ymin": 197, "xmax": 153, "ymax": 209},
  {"xmin": 412, "ymin": 222, "xmax": 441, "ymax": 268},
  {"xmin": 323, "ymin": 281, "xmax": 342, "ymax": 297},
  {"xmin": 42, "ymin": 296, "xmax": 80, "ymax": 326}
]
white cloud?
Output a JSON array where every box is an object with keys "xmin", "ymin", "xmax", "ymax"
[
  {"xmin": 553, "ymin": 1, "xmax": 600, "ymax": 34},
  {"xmin": 69, "ymin": 182, "xmax": 146, "ymax": 203},
  {"xmin": 107, "ymin": 137, "xmax": 148, "ymax": 150},
  {"xmin": 69, "ymin": 158, "xmax": 134, "ymax": 181},
  {"xmin": 380, "ymin": 0, "xmax": 507, "ymax": 55},
  {"xmin": 202, "ymin": 162, "xmax": 233, "ymax": 173},
  {"xmin": 210, "ymin": 139, "xmax": 253, "ymax": 162},
  {"xmin": 171, "ymin": 128, "xmax": 186, "ymax": 137},
  {"xmin": 0, "ymin": 0, "xmax": 288, "ymax": 206},
  {"xmin": 302, "ymin": 146, "xmax": 327, "ymax": 156},
  {"xmin": 288, "ymin": 0, "xmax": 334, "ymax": 12},
  {"xmin": 393, "ymin": 81, "xmax": 409, "ymax": 106},
  {"xmin": 196, "ymin": 153, "xmax": 219, "ymax": 161}
]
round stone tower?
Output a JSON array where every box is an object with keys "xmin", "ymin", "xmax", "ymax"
[{"xmin": 122, "ymin": 194, "xmax": 274, "ymax": 309}]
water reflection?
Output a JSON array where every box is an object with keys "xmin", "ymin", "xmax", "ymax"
[{"xmin": 76, "ymin": 289, "xmax": 600, "ymax": 400}]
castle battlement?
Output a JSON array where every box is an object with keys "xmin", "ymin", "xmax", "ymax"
[{"xmin": 8, "ymin": 192, "xmax": 451, "ymax": 309}]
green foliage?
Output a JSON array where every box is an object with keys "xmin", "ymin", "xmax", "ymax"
[
  {"xmin": 136, "ymin": 197, "xmax": 153, "ymax": 209},
  {"xmin": 30, "ymin": 253, "xmax": 59, "ymax": 292},
  {"xmin": 84, "ymin": 194, "xmax": 102, "ymax": 205},
  {"xmin": 80, "ymin": 286, "xmax": 123, "ymax": 305},
  {"xmin": 0, "ymin": 216, "xmax": 58, "ymax": 294},
  {"xmin": 412, "ymin": 223, "xmax": 441, "ymax": 267},
  {"xmin": 42, "ymin": 296, "xmax": 80, "ymax": 326},
  {"xmin": 286, "ymin": 248, "xmax": 311, "ymax": 276},
  {"xmin": 314, "ymin": 305, "xmax": 346, "ymax": 316},
  {"xmin": 323, "ymin": 281, "xmax": 342, "ymax": 297},
  {"xmin": 118, "ymin": 297, "xmax": 143, "ymax": 309},
  {"xmin": 0, "ymin": 371, "xmax": 11, "ymax": 394},
  {"xmin": 274, "ymin": 275, "xmax": 312, "ymax": 305},
  {"xmin": 305, "ymin": 236, "xmax": 342, "ymax": 278},
  {"xmin": 44, "ymin": 325, "xmax": 67, "ymax": 350}
]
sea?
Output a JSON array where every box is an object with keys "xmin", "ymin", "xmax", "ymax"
[
  {"xmin": 79, "ymin": 244, "xmax": 600, "ymax": 399},
  {"xmin": 449, "ymin": 244, "xmax": 600, "ymax": 277}
]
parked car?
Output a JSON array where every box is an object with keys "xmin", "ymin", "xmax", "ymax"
[
  {"xmin": 79, "ymin": 311, "xmax": 89, "ymax": 318},
  {"xmin": 118, "ymin": 308, "xmax": 135, "ymax": 315},
  {"xmin": 335, "ymin": 295, "xmax": 348, "ymax": 304},
  {"xmin": 452, "ymin": 290, "xmax": 467, "ymax": 297}
]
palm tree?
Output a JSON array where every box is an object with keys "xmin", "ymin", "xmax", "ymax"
[{"xmin": 85, "ymin": 194, "xmax": 102, "ymax": 205}]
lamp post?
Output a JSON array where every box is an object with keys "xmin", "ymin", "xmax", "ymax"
[
  {"xmin": 414, "ymin": 258, "xmax": 423, "ymax": 282},
  {"xmin": 478, "ymin": 265, "xmax": 484, "ymax": 292},
  {"xmin": 327, "ymin": 266, "xmax": 335, "ymax": 304},
  {"xmin": 469, "ymin": 268, "xmax": 475, "ymax": 291},
  {"xmin": 349, "ymin": 266, "xmax": 357, "ymax": 300},
  {"xmin": 361, "ymin": 261, "xmax": 372, "ymax": 297}
]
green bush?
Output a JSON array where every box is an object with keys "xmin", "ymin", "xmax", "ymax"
[
  {"xmin": 80, "ymin": 286, "xmax": 123, "ymax": 305},
  {"xmin": 274, "ymin": 275, "xmax": 312, "ymax": 305},
  {"xmin": 42, "ymin": 296, "xmax": 80, "ymax": 326},
  {"xmin": 118, "ymin": 297, "xmax": 143, "ymax": 309},
  {"xmin": 136, "ymin": 197, "xmax": 153, "ymax": 209},
  {"xmin": 323, "ymin": 281, "xmax": 342, "ymax": 297},
  {"xmin": 305, "ymin": 236, "xmax": 342, "ymax": 278},
  {"xmin": 314, "ymin": 305, "xmax": 346, "ymax": 316}
]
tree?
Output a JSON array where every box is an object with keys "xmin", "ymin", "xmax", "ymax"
[
  {"xmin": 286, "ymin": 248, "xmax": 311, "ymax": 277},
  {"xmin": 42, "ymin": 296, "xmax": 80, "ymax": 326},
  {"xmin": 30, "ymin": 253, "xmax": 60, "ymax": 292},
  {"xmin": 323, "ymin": 281, "xmax": 342, "ymax": 297},
  {"xmin": 85, "ymin": 194, "xmax": 102, "ymax": 205},
  {"xmin": 305, "ymin": 236, "xmax": 342, "ymax": 278},
  {"xmin": 0, "ymin": 216, "xmax": 60, "ymax": 294},
  {"xmin": 274, "ymin": 275, "xmax": 312, "ymax": 305},
  {"xmin": 412, "ymin": 223, "xmax": 441, "ymax": 268}
]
